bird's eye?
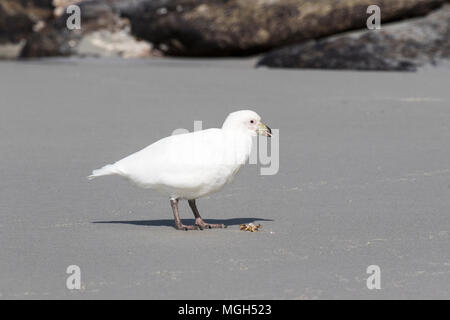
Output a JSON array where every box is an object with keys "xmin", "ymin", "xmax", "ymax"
[{"xmin": 250, "ymin": 120, "xmax": 254, "ymax": 124}]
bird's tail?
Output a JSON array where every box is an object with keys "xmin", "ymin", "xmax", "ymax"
[{"xmin": 88, "ymin": 164, "xmax": 120, "ymax": 180}]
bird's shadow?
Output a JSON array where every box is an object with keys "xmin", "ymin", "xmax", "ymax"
[{"xmin": 92, "ymin": 217, "xmax": 273, "ymax": 228}]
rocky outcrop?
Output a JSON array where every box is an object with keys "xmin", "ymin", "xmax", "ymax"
[
  {"xmin": 257, "ymin": 5, "xmax": 450, "ymax": 71},
  {"xmin": 8, "ymin": 0, "xmax": 450, "ymax": 59},
  {"xmin": 20, "ymin": 0, "xmax": 154, "ymax": 58},
  {"xmin": 0, "ymin": 0, "xmax": 53, "ymax": 43},
  {"xmin": 123, "ymin": 0, "xmax": 447, "ymax": 56}
]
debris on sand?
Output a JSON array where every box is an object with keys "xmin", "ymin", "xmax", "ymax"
[{"xmin": 239, "ymin": 223, "xmax": 262, "ymax": 232}]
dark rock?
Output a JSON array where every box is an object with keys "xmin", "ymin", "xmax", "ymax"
[
  {"xmin": 17, "ymin": 0, "xmax": 449, "ymax": 58},
  {"xmin": 122, "ymin": 0, "xmax": 447, "ymax": 56},
  {"xmin": 21, "ymin": 0, "xmax": 150, "ymax": 58},
  {"xmin": 257, "ymin": 5, "xmax": 450, "ymax": 71},
  {"xmin": 0, "ymin": 0, "xmax": 54, "ymax": 44}
]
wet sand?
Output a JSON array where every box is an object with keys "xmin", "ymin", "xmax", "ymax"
[{"xmin": 0, "ymin": 58, "xmax": 449, "ymax": 299}]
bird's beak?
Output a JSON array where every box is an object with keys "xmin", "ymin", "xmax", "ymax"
[{"xmin": 257, "ymin": 122, "xmax": 272, "ymax": 137}]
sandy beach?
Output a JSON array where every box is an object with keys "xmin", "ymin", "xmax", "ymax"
[{"xmin": 0, "ymin": 58, "xmax": 449, "ymax": 299}]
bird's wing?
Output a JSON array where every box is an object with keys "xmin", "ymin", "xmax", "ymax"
[{"xmin": 114, "ymin": 129, "xmax": 237, "ymax": 188}]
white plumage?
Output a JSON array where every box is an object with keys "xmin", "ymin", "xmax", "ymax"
[{"xmin": 89, "ymin": 110, "xmax": 271, "ymax": 230}]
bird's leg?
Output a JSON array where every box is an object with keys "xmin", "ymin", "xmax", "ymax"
[
  {"xmin": 170, "ymin": 198, "xmax": 198, "ymax": 231},
  {"xmin": 188, "ymin": 199, "xmax": 226, "ymax": 229}
]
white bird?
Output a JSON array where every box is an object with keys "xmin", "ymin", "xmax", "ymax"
[{"xmin": 88, "ymin": 110, "xmax": 272, "ymax": 230}]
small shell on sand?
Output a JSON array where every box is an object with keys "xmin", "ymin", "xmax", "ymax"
[{"xmin": 239, "ymin": 223, "xmax": 262, "ymax": 232}]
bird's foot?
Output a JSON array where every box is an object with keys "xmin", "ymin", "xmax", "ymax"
[
  {"xmin": 175, "ymin": 223, "xmax": 199, "ymax": 231},
  {"xmin": 195, "ymin": 218, "xmax": 226, "ymax": 230}
]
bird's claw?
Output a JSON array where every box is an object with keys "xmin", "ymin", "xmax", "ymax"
[
  {"xmin": 174, "ymin": 221, "xmax": 226, "ymax": 231},
  {"xmin": 195, "ymin": 221, "xmax": 226, "ymax": 230},
  {"xmin": 175, "ymin": 224, "xmax": 200, "ymax": 231}
]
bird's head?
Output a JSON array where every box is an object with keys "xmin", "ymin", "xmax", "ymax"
[{"xmin": 222, "ymin": 110, "xmax": 272, "ymax": 137}]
